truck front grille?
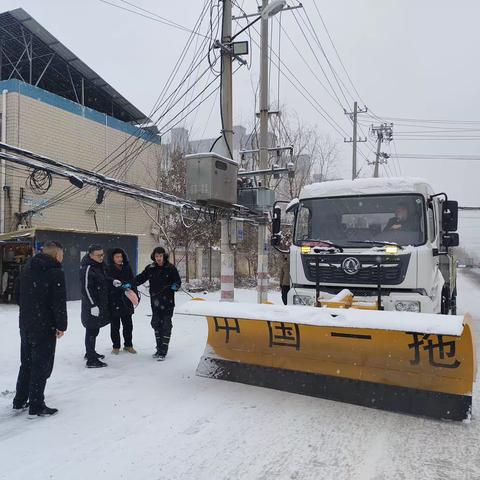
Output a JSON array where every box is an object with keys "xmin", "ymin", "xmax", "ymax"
[{"xmin": 302, "ymin": 254, "xmax": 410, "ymax": 286}]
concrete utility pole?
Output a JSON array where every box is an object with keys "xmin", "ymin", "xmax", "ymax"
[
  {"xmin": 371, "ymin": 123, "xmax": 393, "ymax": 178},
  {"xmin": 218, "ymin": 0, "xmax": 235, "ymax": 302},
  {"xmin": 256, "ymin": 0, "xmax": 271, "ymax": 304},
  {"xmin": 374, "ymin": 129, "xmax": 382, "ymax": 179},
  {"xmin": 344, "ymin": 101, "xmax": 368, "ymax": 180},
  {"xmin": 258, "ymin": 0, "xmax": 270, "ymax": 173}
]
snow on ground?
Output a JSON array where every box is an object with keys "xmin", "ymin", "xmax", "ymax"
[{"xmin": 1, "ymin": 277, "xmax": 480, "ymax": 480}]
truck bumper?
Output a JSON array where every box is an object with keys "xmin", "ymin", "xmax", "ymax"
[{"xmin": 288, "ymin": 288, "xmax": 435, "ymax": 313}]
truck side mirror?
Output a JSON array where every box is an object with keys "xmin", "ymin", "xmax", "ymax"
[
  {"xmin": 442, "ymin": 232, "xmax": 459, "ymax": 248},
  {"xmin": 271, "ymin": 207, "xmax": 282, "ymax": 246},
  {"xmin": 442, "ymin": 200, "xmax": 458, "ymax": 232},
  {"xmin": 272, "ymin": 207, "xmax": 281, "ymax": 235}
]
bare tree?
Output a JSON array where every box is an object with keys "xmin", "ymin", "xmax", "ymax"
[
  {"xmin": 274, "ymin": 110, "xmax": 340, "ymax": 200},
  {"xmin": 236, "ymin": 223, "xmax": 258, "ymax": 278},
  {"xmin": 153, "ymin": 147, "xmax": 220, "ymax": 281}
]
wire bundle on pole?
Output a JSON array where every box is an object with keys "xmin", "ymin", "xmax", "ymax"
[{"xmin": 27, "ymin": 169, "xmax": 53, "ymax": 195}]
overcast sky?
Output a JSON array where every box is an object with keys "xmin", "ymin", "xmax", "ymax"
[{"xmin": 2, "ymin": 0, "xmax": 480, "ymax": 205}]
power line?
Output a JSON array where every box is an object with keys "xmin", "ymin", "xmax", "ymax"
[
  {"xmin": 29, "ymin": 1, "xmax": 215, "ymax": 215},
  {"xmin": 232, "ymin": 0, "xmax": 372, "ymax": 168},
  {"xmin": 98, "ymin": 0, "xmax": 213, "ymax": 39},
  {"xmin": 85, "ymin": 1, "xmax": 220, "ymax": 202},
  {"xmin": 370, "ymin": 115, "xmax": 480, "ymax": 124},
  {"xmin": 290, "ymin": 9, "xmax": 346, "ymax": 109},
  {"xmin": 391, "ymin": 154, "xmax": 480, "ymax": 160},
  {"xmin": 296, "ymin": 7, "xmax": 351, "ymax": 108},
  {"xmin": 394, "ymin": 137, "xmax": 480, "ymax": 141},
  {"xmin": 273, "ymin": 15, "xmax": 344, "ymax": 109},
  {"xmin": 291, "ymin": 4, "xmax": 373, "ymax": 169},
  {"xmin": 311, "ymin": 0, "xmax": 364, "ymax": 105},
  {"xmin": 249, "ymin": 25, "xmax": 351, "ymax": 139}
]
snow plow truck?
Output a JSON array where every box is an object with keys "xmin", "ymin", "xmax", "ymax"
[{"xmin": 178, "ymin": 177, "xmax": 476, "ymax": 421}]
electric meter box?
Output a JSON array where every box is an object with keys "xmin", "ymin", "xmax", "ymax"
[{"xmin": 185, "ymin": 152, "xmax": 238, "ymax": 206}]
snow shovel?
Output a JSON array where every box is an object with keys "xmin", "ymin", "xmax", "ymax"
[{"xmin": 177, "ymin": 300, "xmax": 476, "ymax": 421}]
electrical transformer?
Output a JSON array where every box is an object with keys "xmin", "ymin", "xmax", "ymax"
[
  {"xmin": 237, "ymin": 187, "xmax": 275, "ymax": 213},
  {"xmin": 185, "ymin": 152, "xmax": 238, "ymax": 206}
]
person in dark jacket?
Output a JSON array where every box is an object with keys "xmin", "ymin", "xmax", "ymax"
[
  {"xmin": 106, "ymin": 248, "xmax": 139, "ymax": 355},
  {"xmin": 13, "ymin": 241, "xmax": 67, "ymax": 417},
  {"xmin": 80, "ymin": 244, "xmax": 111, "ymax": 368},
  {"xmin": 135, "ymin": 246, "xmax": 181, "ymax": 361},
  {"xmin": 279, "ymin": 255, "xmax": 290, "ymax": 305},
  {"xmin": 384, "ymin": 203, "xmax": 417, "ymax": 232}
]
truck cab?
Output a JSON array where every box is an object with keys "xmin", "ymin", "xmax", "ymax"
[{"xmin": 272, "ymin": 177, "xmax": 459, "ymax": 314}]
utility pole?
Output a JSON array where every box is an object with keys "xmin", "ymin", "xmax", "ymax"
[
  {"xmin": 256, "ymin": 0, "xmax": 270, "ymax": 304},
  {"xmin": 371, "ymin": 123, "xmax": 393, "ymax": 178},
  {"xmin": 259, "ymin": 0, "xmax": 269, "ymax": 173},
  {"xmin": 218, "ymin": 0, "xmax": 235, "ymax": 302},
  {"xmin": 215, "ymin": 0, "xmax": 286, "ymax": 304},
  {"xmin": 374, "ymin": 129, "xmax": 382, "ymax": 178},
  {"xmin": 344, "ymin": 101, "xmax": 368, "ymax": 180}
]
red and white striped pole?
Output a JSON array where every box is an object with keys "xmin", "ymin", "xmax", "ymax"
[
  {"xmin": 220, "ymin": 219, "xmax": 234, "ymax": 302},
  {"xmin": 257, "ymin": 221, "xmax": 269, "ymax": 303}
]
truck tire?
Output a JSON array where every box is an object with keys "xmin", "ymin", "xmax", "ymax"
[
  {"xmin": 441, "ymin": 285, "xmax": 450, "ymax": 315},
  {"xmin": 450, "ymin": 287, "xmax": 457, "ymax": 315}
]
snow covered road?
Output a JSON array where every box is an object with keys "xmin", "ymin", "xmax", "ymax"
[{"xmin": 1, "ymin": 275, "xmax": 480, "ymax": 480}]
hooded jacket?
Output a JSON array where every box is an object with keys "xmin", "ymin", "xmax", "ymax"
[
  {"xmin": 135, "ymin": 260, "xmax": 181, "ymax": 315},
  {"xmin": 80, "ymin": 254, "xmax": 110, "ymax": 329},
  {"xmin": 19, "ymin": 253, "xmax": 67, "ymax": 333},
  {"xmin": 106, "ymin": 248, "xmax": 139, "ymax": 317}
]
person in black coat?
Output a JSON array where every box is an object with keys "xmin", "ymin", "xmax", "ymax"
[
  {"xmin": 80, "ymin": 244, "xmax": 111, "ymax": 368},
  {"xmin": 13, "ymin": 241, "xmax": 67, "ymax": 417},
  {"xmin": 106, "ymin": 248, "xmax": 139, "ymax": 354},
  {"xmin": 384, "ymin": 203, "xmax": 417, "ymax": 232},
  {"xmin": 135, "ymin": 246, "xmax": 181, "ymax": 361}
]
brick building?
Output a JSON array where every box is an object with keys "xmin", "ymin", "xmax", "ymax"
[{"xmin": 0, "ymin": 8, "xmax": 163, "ymax": 269}]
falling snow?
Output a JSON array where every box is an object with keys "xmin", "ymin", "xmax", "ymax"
[{"xmin": 0, "ymin": 273, "xmax": 479, "ymax": 480}]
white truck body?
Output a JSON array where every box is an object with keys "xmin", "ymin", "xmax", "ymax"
[{"xmin": 285, "ymin": 177, "xmax": 457, "ymax": 314}]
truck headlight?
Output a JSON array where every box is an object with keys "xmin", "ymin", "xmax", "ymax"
[
  {"xmin": 394, "ymin": 300, "xmax": 421, "ymax": 312},
  {"xmin": 293, "ymin": 295, "xmax": 314, "ymax": 306}
]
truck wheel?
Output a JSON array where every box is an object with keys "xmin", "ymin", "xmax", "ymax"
[{"xmin": 450, "ymin": 288, "xmax": 457, "ymax": 315}]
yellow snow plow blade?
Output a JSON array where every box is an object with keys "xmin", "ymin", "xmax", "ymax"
[{"xmin": 177, "ymin": 301, "xmax": 476, "ymax": 421}]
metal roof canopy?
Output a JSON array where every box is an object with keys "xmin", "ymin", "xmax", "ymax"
[
  {"xmin": 0, "ymin": 8, "xmax": 151, "ymax": 124},
  {"xmin": 0, "ymin": 226, "xmax": 143, "ymax": 242}
]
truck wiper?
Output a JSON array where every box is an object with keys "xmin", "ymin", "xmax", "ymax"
[
  {"xmin": 311, "ymin": 240, "xmax": 344, "ymax": 253},
  {"xmin": 347, "ymin": 240, "xmax": 403, "ymax": 249}
]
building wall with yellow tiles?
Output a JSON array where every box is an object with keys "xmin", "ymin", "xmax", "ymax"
[{"xmin": 0, "ymin": 89, "xmax": 163, "ymax": 272}]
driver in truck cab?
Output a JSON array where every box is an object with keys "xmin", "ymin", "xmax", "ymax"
[{"xmin": 384, "ymin": 203, "xmax": 416, "ymax": 232}]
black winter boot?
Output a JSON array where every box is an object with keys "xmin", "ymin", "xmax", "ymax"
[
  {"xmin": 86, "ymin": 358, "xmax": 108, "ymax": 368},
  {"xmin": 28, "ymin": 405, "xmax": 58, "ymax": 417},
  {"xmin": 84, "ymin": 352, "xmax": 105, "ymax": 360},
  {"xmin": 12, "ymin": 400, "xmax": 29, "ymax": 410}
]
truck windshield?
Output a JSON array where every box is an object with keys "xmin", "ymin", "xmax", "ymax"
[{"xmin": 295, "ymin": 194, "xmax": 426, "ymax": 247}]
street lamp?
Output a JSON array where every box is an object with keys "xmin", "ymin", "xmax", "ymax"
[
  {"xmin": 231, "ymin": 1, "xmax": 287, "ymax": 41},
  {"xmin": 261, "ymin": 0, "xmax": 287, "ymax": 19}
]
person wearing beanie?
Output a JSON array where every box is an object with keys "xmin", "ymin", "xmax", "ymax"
[{"xmin": 135, "ymin": 246, "xmax": 181, "ymax": 361}]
